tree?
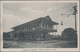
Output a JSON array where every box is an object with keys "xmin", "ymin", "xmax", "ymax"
[
  {"xmin": 62, "ymin": 28, "xmax": 77, "ymax": 40},
  {"xmin": 3, "ymin": 32, "xmax": 10, "ymax": 39}
]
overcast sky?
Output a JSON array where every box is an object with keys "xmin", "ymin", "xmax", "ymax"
[{"xmin": 2, "ymin": 2, "xmax": 77, "ymax": 35}]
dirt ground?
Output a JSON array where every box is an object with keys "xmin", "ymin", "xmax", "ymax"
[{"xmin": 3, "ymin": 40, "xmax": 77, "ymax": 48}]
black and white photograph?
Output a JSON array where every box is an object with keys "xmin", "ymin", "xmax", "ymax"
[{"xmin": 1, "ymin": 0, "xmax": 79, "ymax": 51}]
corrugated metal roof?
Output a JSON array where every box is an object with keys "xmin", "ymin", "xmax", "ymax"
[{"xmin": 11, "ymin": 15, "xmax": 59, "ymax": 29}]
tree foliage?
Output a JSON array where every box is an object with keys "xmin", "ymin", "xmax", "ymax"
[{"xmin": 62, "ymin": 28, "xmax": 77, "ymax": 40}]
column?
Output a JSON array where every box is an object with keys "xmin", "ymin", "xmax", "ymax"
[
  {"xmin": 36, "ymin": 23, "xmax": 37, "ymax": 28},
  {"xmin": 25, "ymin": 34, "xmax": 26, "ymax": 39},
  {"xmin": 47, "ymin": 24, "xmax": 48, "ymax": 29},
  {"xmin": 38, "ymin": 34, "xmax": 40, "ymax": 41},
  {"xmin": 34, "ymin": 33, "xmax": 35, "ymax": 39},
  {"xmin": 39, "ymin": 22, "xmax": 40, "ymax": 28},
  {"xmin": 30, "ymin": 34, "xmax": 32, "ymax": 39},
  {"xmin": 46, "ymin": 34, "xmax": 47, "ymax": 40},
  {"xmin": 30, "ymin": 25, "xmax": 31, "ymax": 29},
  {"xmin": 52, "ymin": 25, "xmax": 54, "ymax": 29},
  {"xmin": 43, "ymin": 23, "xmax": 46, "ymax": 28},
  {"xmin": 40, "ymin": 22, "xmax": 43, "ymax": 28}
]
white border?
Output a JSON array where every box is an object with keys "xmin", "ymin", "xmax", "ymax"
[{"xmin": 1, "ymin": 1, "xmax": 79, "ymax": 51}]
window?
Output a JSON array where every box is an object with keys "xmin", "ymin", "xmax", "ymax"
[
  {"xmin": 50, "ymin": 25, "xmax": 52, "ymax": 28},
  {"xmin": 43, "ymin": 23, "xmax": 44, "ymax": 27},
  {"xmin": 37, "ymin": 23, "xmax": 39, "ymax": 27},
  {"xmin": 27, "ymin": 26, "xmax": 28, "ymax": 29},
  {"xmin": 31, "ymin": 25, "xmax": 33, "ymax": 29},
  {"xmin": 48, "ymin": 24, "xmax": 50, "ymax": 28},
  {"xmin": 37, "ymin": 22, "xmax": 40, "ymax": 27},
  {"xmin": 48, "ymin": 24, "xmax": 52, "ymax": 28},
  {"xmin": 46, "ymin": 23, "xmax": 47, "ymax": 28},
  {"xmin": 29, "ymin": 26, "xmax": 30, "ymax": 29},
  {"xmin": 47, "ymin": 24, "xmax": 49, "ymax": 28},
  {"xmin": 34, "ymin": 25, "xmax": 36, "ymax": 28},
  {"xmin": 53, "ymin": 25, "xmax": 57, "ymax": 30}
]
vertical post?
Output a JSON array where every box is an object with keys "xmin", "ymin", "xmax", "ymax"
[
  {"xmin": 46, "ymin": 33, "xmax": 47, "ymax": 40},
  {"xmin": 75, "ymin": 14, "xmax": 77, "ymax": 31},
  {"xmin": 17, "ymin": 33, "xmax": 18, "ymax": 40},
  {"xmin": 73, "ymin": 6, "xmax": 77, "ymax": 31},
  {"xmin": 44, "ymin": 23, "xmax": 46, "ymax": 28}
]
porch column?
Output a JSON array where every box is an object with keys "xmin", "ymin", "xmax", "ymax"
[
  {"xmin": 46, "ymin": 32, "xmax": 48, "ymax": 40},
  {"xmin": 36, "ymin": 33, "xmax": 38, "ymax": 40},
  {"xmin": 38, "ymin": 34, "xmax": 40, "ymax": 41},
  {"xmin": 46, "ymin": 34, "xmax": 47, "ymax": 40},
  {"xmin": 34, "ymin": 33, "xmax": 35, "ymax": 39},
  {"xmin": 25, "ymin": 34, "xmax": 26, "ymax": 39},
  {"xmin": 30, "ymin": 34, "xmax": 32, "ymax": 39},
  {"xmin": 17, "ymin": 33, "xmax": 18, "ymax": 38}
]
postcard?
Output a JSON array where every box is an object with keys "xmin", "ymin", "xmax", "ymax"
[{"xmin": 0, "ymin": 0, "xmax": 79, "ymax": 52}]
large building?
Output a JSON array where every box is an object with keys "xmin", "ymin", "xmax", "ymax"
[{"xmin": 11, "ymin": 15, "xmax": 59, "ymax": 40}]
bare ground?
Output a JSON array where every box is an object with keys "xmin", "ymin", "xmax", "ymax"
[{"xmin": 3, "ymin": 40, "xmax": 77, "ymax": 48}]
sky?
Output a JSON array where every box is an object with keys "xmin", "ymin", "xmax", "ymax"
[{"xmin": 2, "ymin": 2, "xmax": 77, "ymax": 35}]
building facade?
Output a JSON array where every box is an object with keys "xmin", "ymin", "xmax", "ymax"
[{"xmin": 11, "ymin": 15, "xmax": 59, "ymax": 40}]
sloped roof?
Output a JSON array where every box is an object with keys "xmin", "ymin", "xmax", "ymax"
[
  {"xmin": 11, "ymin": 15, "xmax": 59, "ymax": 29},
  {"xmin": 44, "ymin": 15, "xmax": 52, "ymax": 21},
  {"xmin": 7, "ymin": 31, "xmax": 14, "ymax": 33}
]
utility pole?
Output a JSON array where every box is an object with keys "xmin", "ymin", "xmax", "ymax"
[
  {"xmin": 72, "ymin": 6, "xmax": 77, "ymax": 31},
  {"xmin": 61, "ymin": 6, "xmax": 77, "ymax": 31}
]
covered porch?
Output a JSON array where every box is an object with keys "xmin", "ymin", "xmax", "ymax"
[{"xmin": 19, "ymin": 29, "xmax": 57, "ymax": 41}]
